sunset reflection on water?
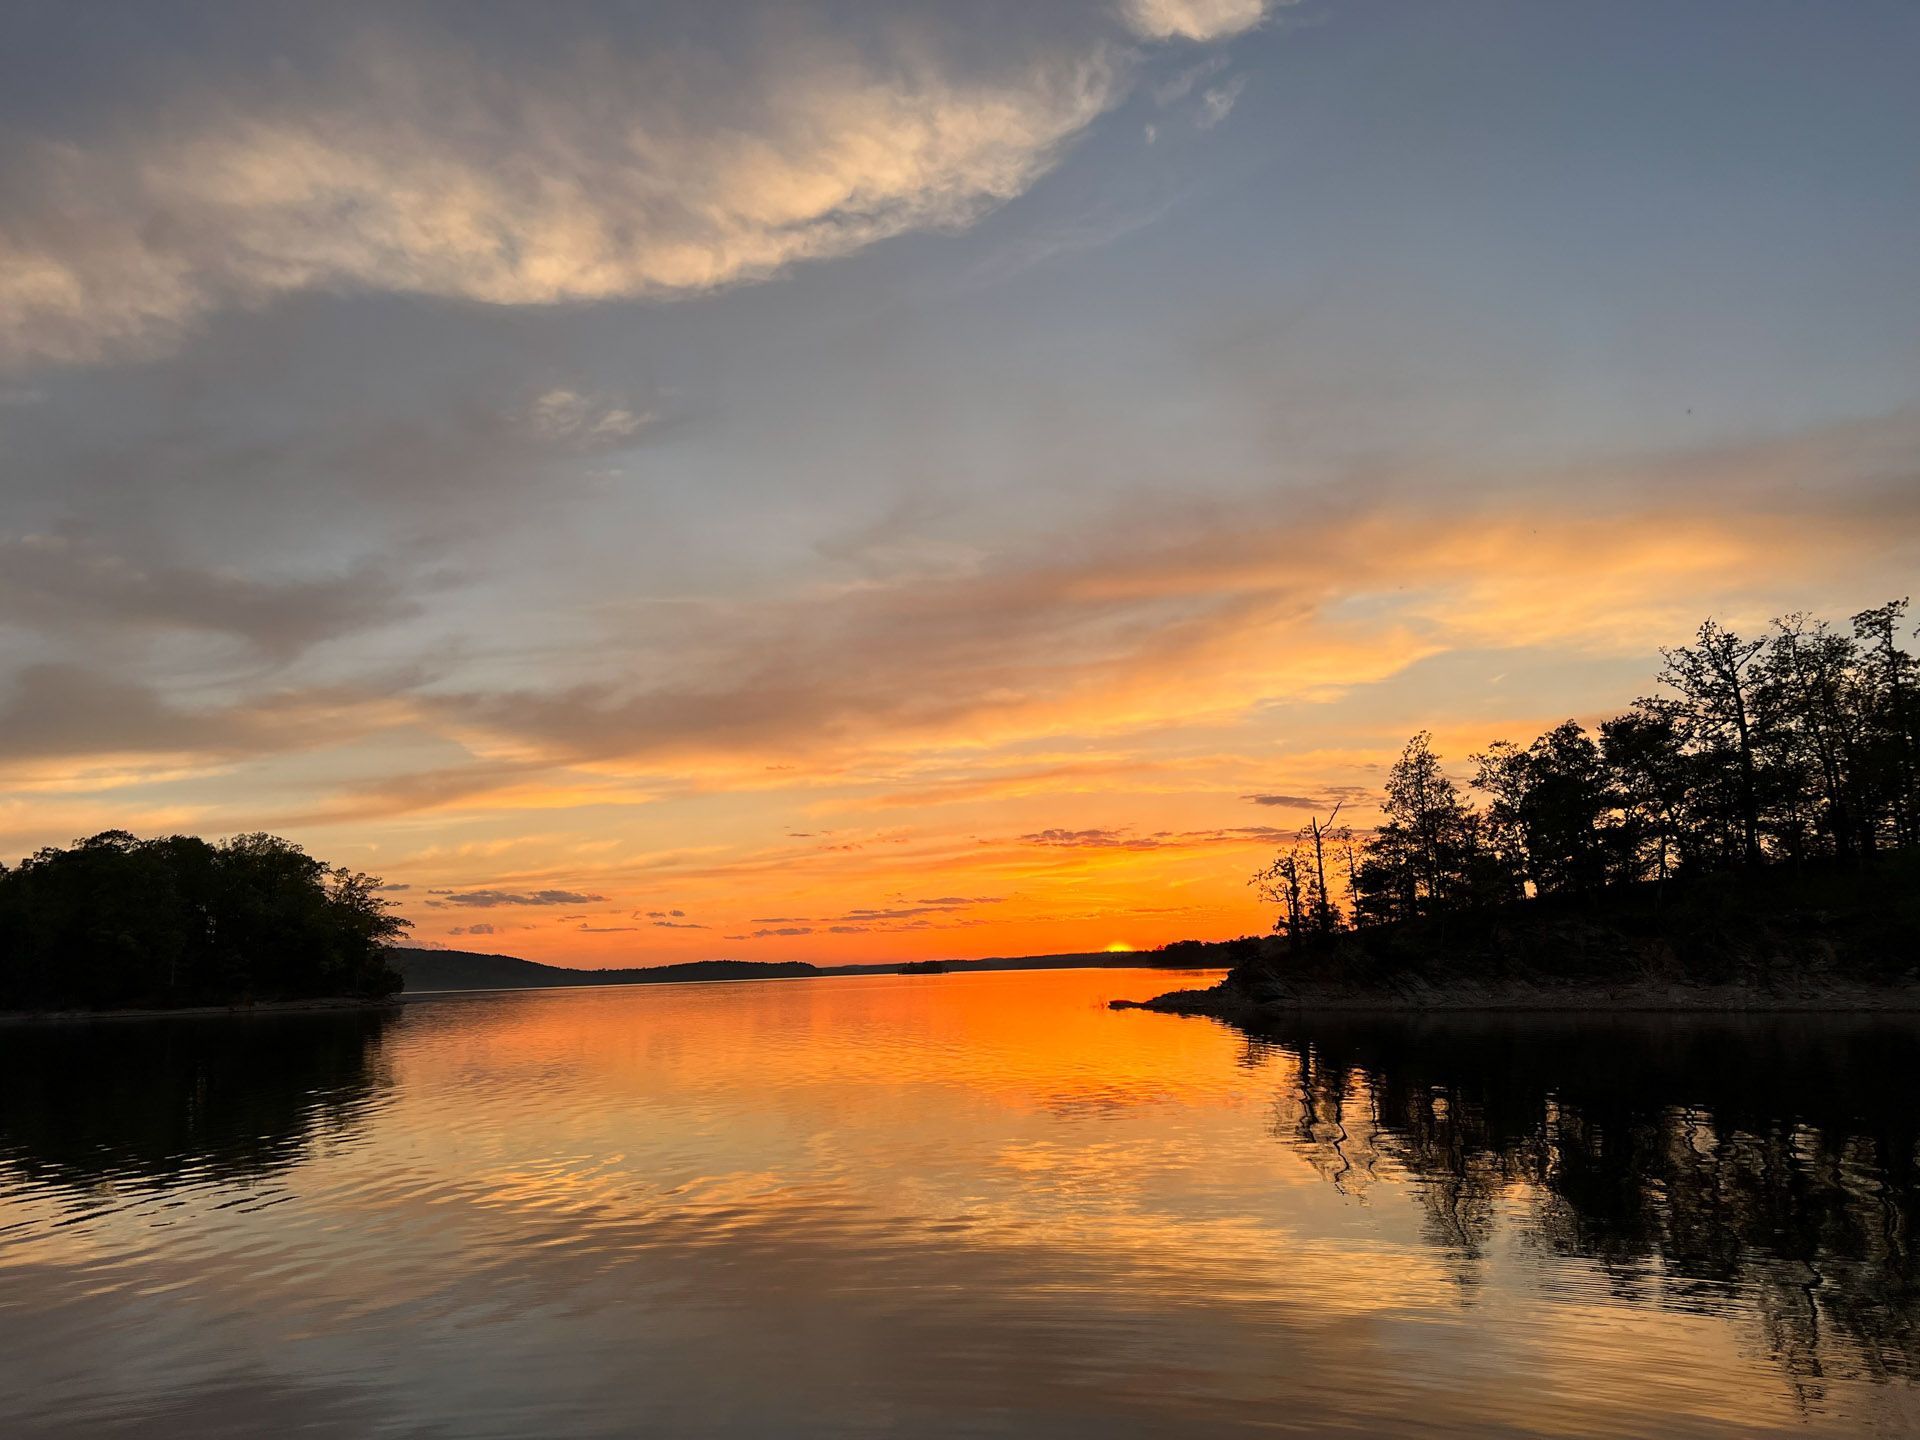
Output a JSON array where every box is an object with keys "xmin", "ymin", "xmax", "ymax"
[{"xmin": 2, "ymin": 970, "xmax": 1915, "ymax": 1437}]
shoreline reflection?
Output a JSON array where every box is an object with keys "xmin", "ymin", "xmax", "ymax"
[
  {"xmin": 1239, "ymin": 1012, "xmax": 1920, "ymax": 1400},
  {"xmin": 0, "ymin": 1011, "xmax": 396, "ymax": 1195}
]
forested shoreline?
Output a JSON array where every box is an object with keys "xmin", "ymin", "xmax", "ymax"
[
  {"xmin": 1146, "ymin": 600, "xmax": 1920, "ymax": 1009},
  {"xmin": 0, "ymin": 832, "xmax": 405, "ymax": 1012}
]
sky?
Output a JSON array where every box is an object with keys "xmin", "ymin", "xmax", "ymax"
[{"xmin": 2, "ymin": 0, "xmax": 1917, "ymax": 964}]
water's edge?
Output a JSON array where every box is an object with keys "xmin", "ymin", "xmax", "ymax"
[
  {"xmin": 1115, "ymin": 980, "xmax": 1920, "ymax": 1017},
  {"xmin": 0, "ymin": 995, "xmax": 404, "ymax": 1026}
]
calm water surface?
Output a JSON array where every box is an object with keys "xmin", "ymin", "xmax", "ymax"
[{"xmin": 2, "ymin": 968, "xmax": 1917, "ymax": 1437}]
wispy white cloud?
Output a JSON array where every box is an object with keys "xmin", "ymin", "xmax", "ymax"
[
  {"xmin": 0, "ymin": 22, "xmax": 1125, "ymax": 370},
  {"xmin": 1197, "ymin": 74, "xmax": 1250, "ymax": 129},
  {"xmin": 1122, "ymin": 0, "xmax": 1271, "ymax": 43},
  {"xmin": 1152, "ymin": 54, "xmax": 1232, "ymax": 106},
  {"xmin": 523, "ymin": 389, "xmax": 654, "ymax": 449}
]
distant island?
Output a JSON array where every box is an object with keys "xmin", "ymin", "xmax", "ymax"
[
  {"xmin": 389, "ymin": 946, "xmax": 1202, "ymax": 994},
  {"xmin": 1126, "ymin": 602, "xmax": 1920, "ymax": 1016},
  {"xmin": 0, "ymin": 831, "xmax": 404, "ymax": 1014},
  {"xmin": 389, "ymin": 949, "xmax": 820, "ymax": 992}
]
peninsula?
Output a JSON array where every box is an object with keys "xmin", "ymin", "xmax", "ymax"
[
  {"xmin": 1120, "ymin": 851, "xmax": 1920, "ymax": 1016},
  {"xmin": 1125, "ymin": 603, "xmax": 1920, "ymax": 1016}
]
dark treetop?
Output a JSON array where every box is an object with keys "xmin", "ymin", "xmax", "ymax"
[{"xmin": 0, "ymin": 831, "xmax": 405, "ymax": 1012}]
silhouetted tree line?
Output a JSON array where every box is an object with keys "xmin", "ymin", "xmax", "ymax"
[
  {"xmin": 1251, "ymin": 1014, "xmax": 1920, "ymax": 1397},
  {"xmin": 1256, "ymin": 601, "xmax": 1919, "ymax": 940},
  {"xmin": 0, "ymin": 831, "xmax": 406, "ymax": 1011}
]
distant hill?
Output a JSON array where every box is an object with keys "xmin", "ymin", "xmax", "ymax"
[
  {"xmin": 389, "ymin": 946, "xmax": 1213, "ymax": 994},
  {"xmin": 389, "ymin": 948, "xmax": 818, "ymax": 992}
]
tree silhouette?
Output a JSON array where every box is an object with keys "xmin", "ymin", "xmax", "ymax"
[
  {"xmin": 1660, "ymin": 619, "xmax": 1770, "ymax": 867},
  {"xmin": 1250, "ymin": 601, "xmax": 1920, "ymax": 945},
  {"xmin": 0, "ymin": 831, "xmax": 407, "ymax": 1011}
]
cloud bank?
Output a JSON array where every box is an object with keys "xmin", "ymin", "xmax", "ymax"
[{"xmin": 0, "ymin": 11, "xmax": 1142, "ymax": 369}]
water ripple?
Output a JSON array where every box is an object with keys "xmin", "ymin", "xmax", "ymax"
[{"xmin": 2, "ymin": 971, "xmax": 1915, "ymax": 1436}]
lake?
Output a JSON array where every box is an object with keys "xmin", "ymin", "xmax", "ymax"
[{"xmin": 2, "ymin": 968, "xmax": 1916, "ymax": 1437}]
